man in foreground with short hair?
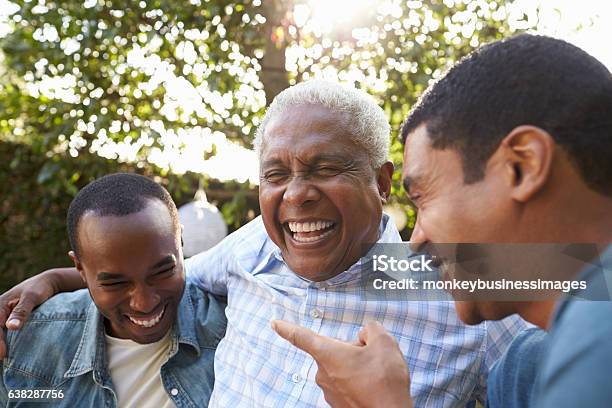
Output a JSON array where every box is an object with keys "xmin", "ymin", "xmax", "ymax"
[
  {"xmin": 273, "ymin": 34, "xmax": 612, "ymax": 407},
  {"xmin": 0, "ymin": 81, "xmax": 527, "ymax": 406},
  {"xmin": 0, "ymin": 173, "xmax": 226, "ymax": 407}
]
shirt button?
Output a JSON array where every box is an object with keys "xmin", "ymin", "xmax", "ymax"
[
  {"xmin": 309, "ymin": 309, "xmax": 322, "ymax": 319},
  {"xmin": 291, "ymin": 373, "xmax": 302, "ymax": 383},
  {"xmin": 170, "ymin": 388, "xmax": 179, "ymax": 396}
]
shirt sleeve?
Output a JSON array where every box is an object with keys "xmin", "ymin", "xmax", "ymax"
[
  {"xmin": 537, "ymin": 301, "xmax": 612, "ymax": 407},
  {"xmin": 486, "ymin": 328, "xmax": 548, "ymax": 408},
  {"xmin": 184, "ymin": 239, "xmax": 232, "ymax": 296},
  {"xmin": 475, "ymin": 314, "xmax": 531, "ymax": 403}
]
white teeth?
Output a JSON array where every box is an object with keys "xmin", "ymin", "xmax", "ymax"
[
  {"xmin": 293, "ymin": 228, "xmax": 335, "ymax": 243},
  {"xmin": 128, "ymin": 307, "xmax": 165, "ymax": 328},
  {"xmin": 288, "ymin": 221, "xmax": 334, "ymax": 233}
]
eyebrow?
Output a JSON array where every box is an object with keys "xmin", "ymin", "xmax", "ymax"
[
  {"xmin": 261, "ymin": 158, "xmax": 285, "ymax": 169},
  {"xmin": 151, "ymin": 255, "xmax": 176, "ymax": 269},
  {"xmin": 262, "ymin": 153, "xmax": 354, "ymax": 169},
  {"xmin": 96, "ymin": 255, "xmax": 176, "ymax": 281},
  {"xmin": 310, "ymin": 153, "xmax": 354, "ymax": 165},
  {"xmin": 402, "ymin": 175, "xmax": 419, "ymax": 194},
  {"xmin": 97, "ymin": 272, "xmax": 124, "ymax": 281}
]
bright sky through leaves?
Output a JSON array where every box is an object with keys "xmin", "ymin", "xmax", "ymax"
[{"xmin": 1, "ymin": 0, "xmax": 610, "ymax": 184}]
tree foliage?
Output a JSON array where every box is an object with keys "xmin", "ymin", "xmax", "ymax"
[{"xmin": 0, "ymin": 0, "xmax": 537, "ymax": 290}]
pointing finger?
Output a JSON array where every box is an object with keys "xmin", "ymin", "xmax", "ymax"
[{"xmin": 271, "ymin": 320, "xmax": 326, "ymax": 357}]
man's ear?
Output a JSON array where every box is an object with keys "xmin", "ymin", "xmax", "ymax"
[
  {"xmin": 500, "ymin": 126, "xmax": 555, "ymax": 203},
  {"xmin": 376, "ymin": 161, "xmax": 394, "ymax": 204},
  {"xmin": 68, "ymin": 250, "xmax": 87, "ymax": 284}
]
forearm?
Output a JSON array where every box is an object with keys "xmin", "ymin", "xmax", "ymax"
[
  {"xmin": 41, "ymin": 267, "xmax": 85, "ymax": 294},
  {"xmin": 0, "ymin": 268, "xmax": 84, "ymax": 351}
]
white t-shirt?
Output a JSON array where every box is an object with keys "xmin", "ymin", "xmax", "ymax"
[{"xmin": 105, "ymin": 331, "xmax": 176, "ymax": 408}]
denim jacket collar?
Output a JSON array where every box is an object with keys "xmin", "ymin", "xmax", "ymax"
[
  {"xmin": 173, "ymin": 283, "xmax": 200, "ymax": 355},
  {"xmin": 63, "ymin": 283, "xmax": 200, "ymax": 380},
  {"xmin": 64, "ymin": 300, "xmax": 103, "ymax": 379}
]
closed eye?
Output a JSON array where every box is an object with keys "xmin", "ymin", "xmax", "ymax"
[
  {"xmin": 262, "ymin": 171, "xmax": 289, "ymax": 183},
  {"xmin": 153, "ymin": 267, "xmax": 175, "ymax": 278},
  {"xmin": 314, "ymin": 166, "xmax": 342, "ymax": 176},
  {"xmin": 100, "ymin": 281, "xmax": 127, "ymax": 288},
  {"xmin": 407, "ymin": 194, "xmax": 421, "ymax": 209}
]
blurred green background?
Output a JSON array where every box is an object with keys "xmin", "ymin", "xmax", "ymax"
[{"xmin": 0, "ymin": 0, "xmax": 550, "ymax": 292}]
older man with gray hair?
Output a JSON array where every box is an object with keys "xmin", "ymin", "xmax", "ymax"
[{"xmin": 0, "ymin": 80, "xmax": 526, "ymax": 407}]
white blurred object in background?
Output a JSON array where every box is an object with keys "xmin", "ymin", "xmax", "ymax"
[
  {"xmin": 178, "ymin": 187, "xmax": 227, "ymax": 257},
  {"xmin": 383, "ymin": 203, "xmax": 408, "ymax": 232}
]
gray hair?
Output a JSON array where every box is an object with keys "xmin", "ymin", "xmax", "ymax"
[{"xmin": 254, "ymin": 80, "xmax": 390, "ymax": 169}]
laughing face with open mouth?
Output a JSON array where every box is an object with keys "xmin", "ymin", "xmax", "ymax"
[
  {"xmin": 70, "ymin": 198, "xmax": 185, "ymax": 344},
  {"xmin": 258, "ymin": 104, "xmax": 393, "ymax": 281}
]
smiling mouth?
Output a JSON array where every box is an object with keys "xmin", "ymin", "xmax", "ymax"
[
  {"xmin": 127, "ymin": 305, "xmax": 166, "ymax": 328},
  {"xmin": 285, "ymin": 220, "xmax": 336, "ymax": 243}
]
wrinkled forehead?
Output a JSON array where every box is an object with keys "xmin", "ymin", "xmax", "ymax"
[
  {"xmin": 261, "ymin": 105, "xmax": 361, "ymax": 159},
  {"xmin": 265, "ymin": 103, "xmax": 348, "ymax": 133}
]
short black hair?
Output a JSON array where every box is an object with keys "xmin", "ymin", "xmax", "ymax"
[
  {"xmin": 67, "ymin": 173, "xmax": 179, "ymax": 258},
  {"xmin": 401, "ymin": 34, "xmax": 612, "ymax": 196}
]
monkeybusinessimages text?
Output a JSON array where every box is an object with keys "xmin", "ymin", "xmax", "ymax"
[{"xmin": 371, "ymin": 255, "xmax": 587, "ymax": 294}]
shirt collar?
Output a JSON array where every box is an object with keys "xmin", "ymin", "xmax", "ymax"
[
  {"xmin": 172, "ymin": 282, "xmax": 200, "ymax": 355},
  {"xmin": 64, "ymin": 281, "xmax": 200, "ymax": 379},
  {"xmin": 64, "ymin": 300, "xmax": 104, "ymax": 378},
  {"xmin": 550, "ymin": 244, "xmax": 612, "ymax": 326}
]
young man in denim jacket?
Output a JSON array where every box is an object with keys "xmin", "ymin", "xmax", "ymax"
[{"xmin": 0, "ymin": 173, "xmax": 226, "ymax": 407}]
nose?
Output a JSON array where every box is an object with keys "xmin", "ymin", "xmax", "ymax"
[
  {"xmin": 282, "ymin": 176, "xmax": 321, "ymax": 207},
  {"xmin": 409, "ymin": 216, "xmax": 428, "ymax": 253},
  {"xmin": 129, "ymin": 284, "xmax": 161, "ymax": 314}
]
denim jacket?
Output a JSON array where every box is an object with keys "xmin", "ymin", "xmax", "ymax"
[{"xmin": 0, "ymin": 279, "xmax": 226, "ymax": 407}]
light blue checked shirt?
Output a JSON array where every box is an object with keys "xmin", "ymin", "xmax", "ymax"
[{"xmin": 186, "ymin": 214, "xmax": 527, "ymax": 407}]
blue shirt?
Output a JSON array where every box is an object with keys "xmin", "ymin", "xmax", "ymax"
[
  {"xmin": 486, "ymin": 328, "xmax": 548, "ymax": 408},
  {"xmin": 535, "ymin": 245, "xmax": 612, "ymax": 407},
  {"xmin": 0, "ymin": 280, "xmax": 226, "ymax": 408},
  {"xmin": 186, "ymin": 214, "xmax": 528, "ymax": 407}
]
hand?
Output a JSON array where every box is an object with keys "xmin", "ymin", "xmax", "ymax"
[
  {"xmin": 0, "ymin": 273, "xmax": 57, "ymax": 359},
  {"xmin": 272, "ymin": 320, "xmax": 412, "ymax": 408}
]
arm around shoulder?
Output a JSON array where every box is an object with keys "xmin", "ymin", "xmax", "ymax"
[{"xmin": 0, "ymin": 266, "xmax": 84, "ymax": 360}]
